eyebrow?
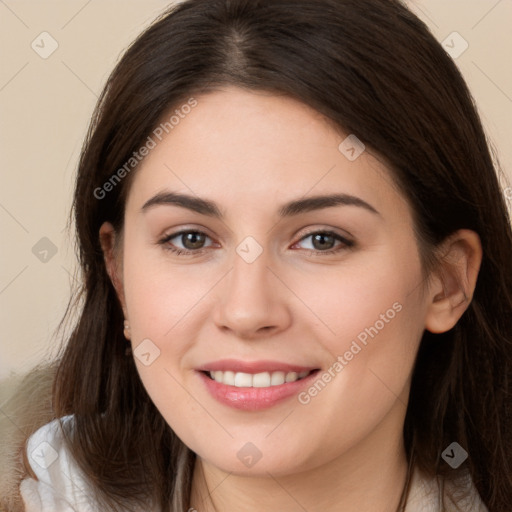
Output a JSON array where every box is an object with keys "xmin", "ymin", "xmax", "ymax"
[{"xmin": 141, "ymin": 191, "xmax": 380, "ymax": 218}]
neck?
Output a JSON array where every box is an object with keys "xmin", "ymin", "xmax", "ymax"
[{"xmin": 189, "ymin": 409, "xmax": 410, "ymax": 512}]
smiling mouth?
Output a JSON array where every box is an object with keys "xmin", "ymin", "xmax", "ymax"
[{"xmin": 204, "ymin": 369, "xmax": 315, "ymax": 388}]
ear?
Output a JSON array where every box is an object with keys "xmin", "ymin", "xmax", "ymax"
[
  {"xmin": 99, "ymin": 222, "xmax": 127, "ymax": 315},
  {"xmin": 424, "ymin": 229, "xmax": 482, "ymax": 334}
]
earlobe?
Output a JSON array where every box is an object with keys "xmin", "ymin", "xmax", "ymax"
[
  {"xmin": 424, "ymin": 229, "xmax": 482, "ymax": 334},
  {"xmin": 99, "ymin": 222, "xmax": 126, "ymax": 312}
]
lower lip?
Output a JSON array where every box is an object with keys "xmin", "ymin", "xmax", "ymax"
[{"xmin": 198, "ymin": 371, "xmax": 319, "ymax": 411}]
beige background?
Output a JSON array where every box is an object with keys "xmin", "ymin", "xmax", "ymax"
[{"xmin": 1, "ymin": 0, "xmax": 511, "ymax": 381}]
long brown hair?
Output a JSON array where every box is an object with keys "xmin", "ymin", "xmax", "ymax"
[{"xmin": 46, "ymin": 0, "xmax": 512, "ymax": 510}]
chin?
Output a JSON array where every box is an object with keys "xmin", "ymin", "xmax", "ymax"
[{"xmin": 196, "ymin": 441, "xmax": 315, "ymax": 477}]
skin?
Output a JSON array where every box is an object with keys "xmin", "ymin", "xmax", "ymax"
[{"xmin": 100, "ymin": 87, "xmax": 482, "ymax": 511}]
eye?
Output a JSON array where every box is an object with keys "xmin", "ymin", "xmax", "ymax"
[
  {"xmin": 159, "ymin": 228, "xmax": 354, "ymax": 256},
  {"xmin": 293, "ymin": 230, "xmax": 354, "ymax": 254},
  {"xmin": 159, "ymin": 230, "xmax": 215, "ymax": 254}
]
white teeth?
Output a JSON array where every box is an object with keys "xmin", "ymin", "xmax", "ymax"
[
  {"xmin": 285, "ymin": 371, "xmax": 298, "ymax": 383},
  {"xmin": 208, "ymin": 370, "xmax": 311, "ymax": 387},
  {"xmin": 252, "ymin": 372, "xmax": 271, "ymax": 388},
  {"xmin": 223, "ymin": 370, "xmax": 235, "ymax": 386},
  {"xmin": 270, "ymin": 371, "xmax": 285, "ymax": 386},
  {"xmin": 234, "ymin": 372, "xmax": 252, "ymax": 387}
]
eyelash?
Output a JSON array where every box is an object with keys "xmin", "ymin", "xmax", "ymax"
[{"xmin": 158, "ymin": 229, "xmax": 354, "ymax": 256}]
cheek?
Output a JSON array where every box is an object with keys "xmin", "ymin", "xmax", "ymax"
[
  {"xmin": 290, "ymin": 239, "xmax": 424, "ymax": 353},
  {"xmin": 121, "ymin": 247, "xmax": 210, "ymax": 442},
  {"xmin": 292, "ymin": 241, "xmax": 424, "ymax": 394},
  {"xmin": 122, "ymin": 238, "xmax": 217, "ymax": 343},
  {"xmin": 292, "ymin": 245, "xmax": 425, "ymax": 439},
  {"xmin": 121, "ymin": 241, "xmax": 227, "ymax": 424},
  {"xmin": 295, "ymin": 297, "xmax": 423, "ymax": 466}
]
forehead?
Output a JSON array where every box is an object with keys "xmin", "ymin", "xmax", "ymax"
[{"xmin": 126, "ymin": 87, "xmax": 407, "ymax": 219}]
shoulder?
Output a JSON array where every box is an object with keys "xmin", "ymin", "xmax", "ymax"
[
  {"xmin": 405, "ymin": 465, "xmax": 489, "ymax": 512},
  {"xmin": 443, "ymin": 471, "xmax": 490, "ymax": 512},
  {"xmin": 0, "ymin": 364, "xmax": 56, "ymax": 511},
  {"xmin": 19, "ymin": 415, "xmax": 99, "ymax": 512}
]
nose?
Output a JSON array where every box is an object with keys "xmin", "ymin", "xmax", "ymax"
[{"xmin": 212, "ymin": 249, "xmax": 292, "ymax": 340}]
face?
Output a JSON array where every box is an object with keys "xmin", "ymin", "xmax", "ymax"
[{"xmin": 109, "ymin": 87, "xmax": 432, "ymax": 476}]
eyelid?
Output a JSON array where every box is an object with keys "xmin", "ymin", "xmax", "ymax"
[
  {"xmin": 159, "ymin": 228, "xmax": 216, "ymax": 249},
  {"xmin": 295, "ymin": 226, "xmax": 354, "ymax": 242},
  {"xmin": 158, "ymin": 223, "xmax": 215, "ymax": 241},
  {"xmin": 292, "ymin": 228, "xmax": 354, "ymax": 251}
]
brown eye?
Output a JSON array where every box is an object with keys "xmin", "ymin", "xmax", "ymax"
[
  {"xmin": 311, "ymin": 233, "xmax": 336, "ymax": 251},
  {"xmin": 295, "ymin": 230, "xmax": 354, "ymax": 253},
  {"xmin": 180, "ymin": 232, "xmax": 207, "ymax": 250},
  {"xmin": 159, "ymin": 230, "xmax": 214, "ymax": 254}
]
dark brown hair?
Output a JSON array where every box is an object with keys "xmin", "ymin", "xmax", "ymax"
[{"xmin": 46, "ymin": 0, "xmax": 512, "ymax": 510}]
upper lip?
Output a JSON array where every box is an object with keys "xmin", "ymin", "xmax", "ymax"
[{"xmin": 196, "ymin": 359, "xmax": 318, "ymax": 374}]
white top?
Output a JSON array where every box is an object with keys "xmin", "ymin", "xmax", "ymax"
[
  {"xmin": 20, "ymin": 416, "xmax": 98, "ymax": 512},
  {"xmin": 20, "ymin": 417, "xmax": 489, "ymax": 512}
]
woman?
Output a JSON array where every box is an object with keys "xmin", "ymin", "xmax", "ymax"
[{"xmin": 8, "ymin": 0, "xmax": 512, "ymax": 510}]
